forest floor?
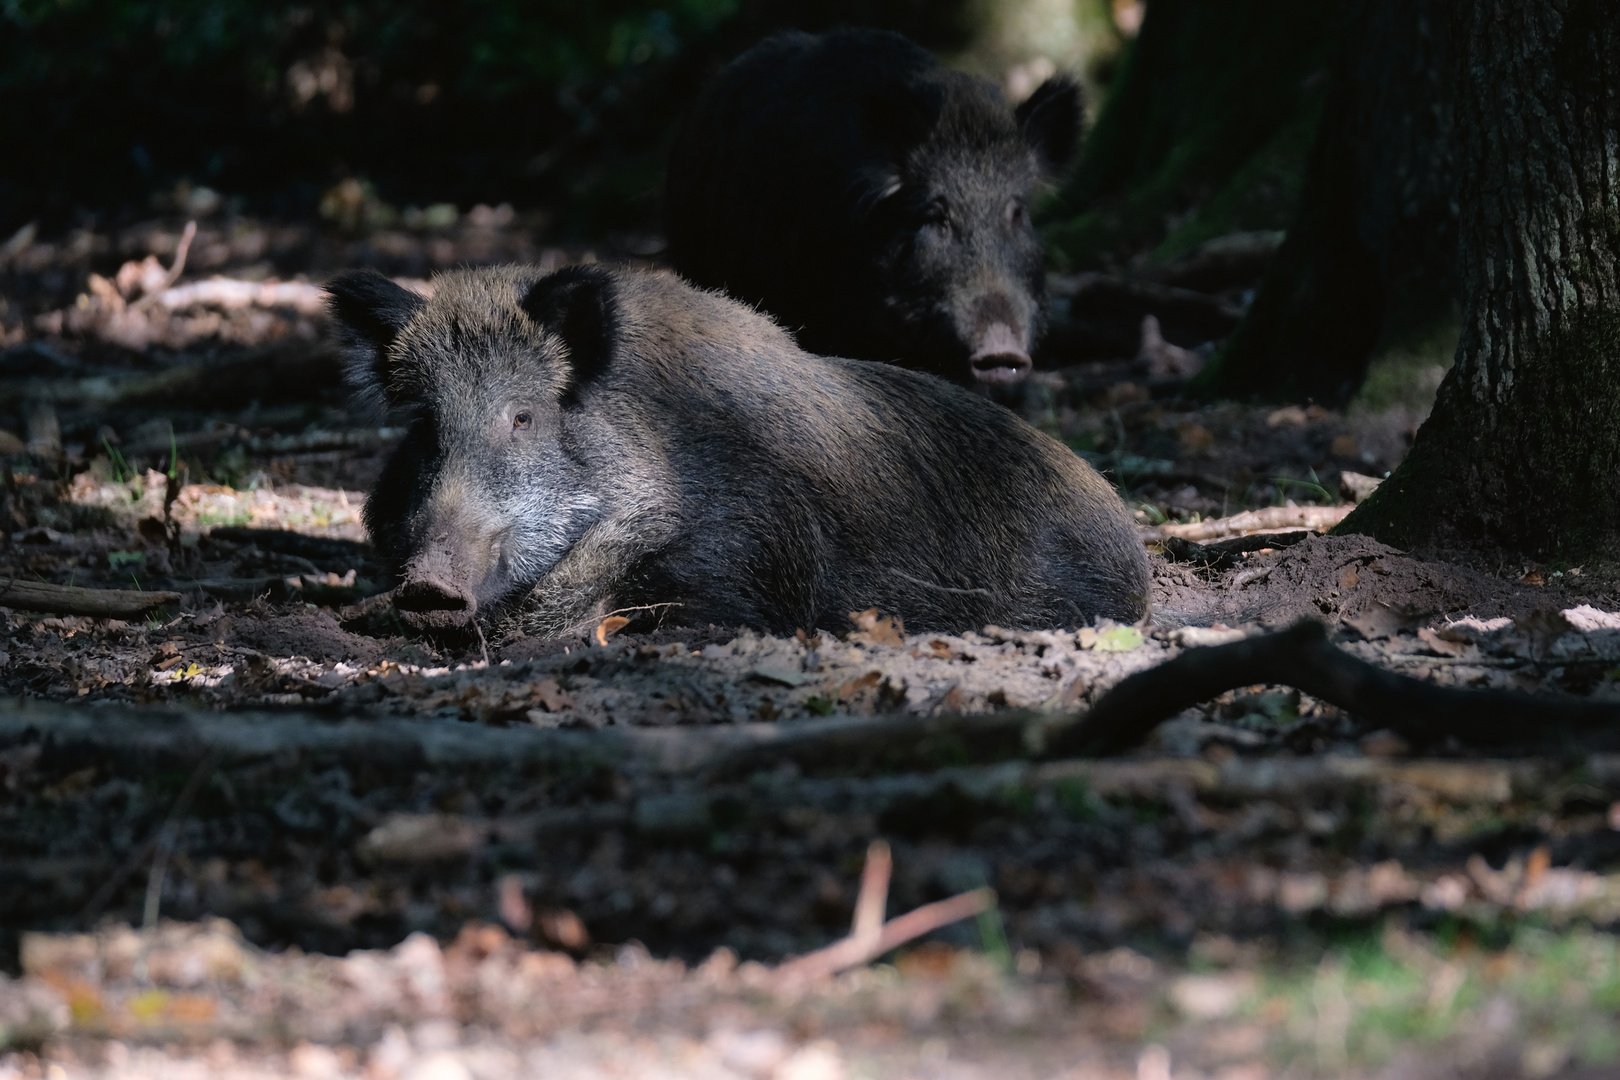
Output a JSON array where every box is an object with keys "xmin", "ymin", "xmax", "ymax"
[{"xmin": 3, "ymin": 211, "xmax": 1620, "ymax": 1079}]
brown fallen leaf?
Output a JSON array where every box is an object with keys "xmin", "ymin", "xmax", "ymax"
[
  {"xmin": 1416, "ymin": 626, "xmax": 1465, "ymax": 656},
  {"xmin": 535, "ymin": 908, "xmax": 591, "ymax": 952},
  {"xmin": 595, "ymin": 615, "xmax": 630, "ymax": 645},
  {"xmin": 848, "ymin": 607, "xmax": 905, "ymax": 647},
  {"xmin": 532, "ymin": 678, "xmax": 575, "ymax": 712},
  {"xmin": 838, "ymin": 670, "xmax": 882, "ymax": 703},
  {"xmin": 1521, "ymin": 570, "xmax": 1545, "ymax": 586},
  {"xmin": 1177, "ymin": 421, "xmax": 1214, "ymax": 456}
]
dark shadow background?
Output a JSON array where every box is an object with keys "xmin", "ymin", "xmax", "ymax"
[{"xmin": 1, "ymin": 0, "xmax": 983, "ymax": 237}]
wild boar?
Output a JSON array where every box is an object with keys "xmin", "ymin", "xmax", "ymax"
[
  {"xmin": 326, "ymin": 263, "xmax": 1147, "ymax": 639},
  {"xmin": 664, "ymin": 27, "xmax": 1082, "ymax": 387}
]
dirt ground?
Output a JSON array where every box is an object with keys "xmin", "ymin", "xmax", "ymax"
[{"xmin": 4, "ymin": 212, "xmax": 1620, "ymax": 1079}]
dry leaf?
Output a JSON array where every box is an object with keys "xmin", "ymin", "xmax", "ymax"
[
  {"xmin": 848, "ymin": 608, "xmax": 905, "ymax": 647},
  {"xmin": 1416, "ymin": 626, "xmax": 1465, "ymax": 656},
  {"xmin": 536, "ymin": 908, "xmax": 591, "ymax": 951},
  {"xmin": 595, "ymin": 615, "xmax": 631, "ymax": 645},
  {"xmin": 838, "ymin": 670, "xmax": 882, "ymax": 702},
  {"xmin": 532, "ymin": 678, "xmax": 575, "ymax": 712},
  {"xmin": 1092, "ymin": 626, "xmax": 1143, "ymax": 652}
]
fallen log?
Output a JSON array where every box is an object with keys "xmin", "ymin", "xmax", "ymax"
[{"xmin": 0, "ymin": 578, "xmax": 180, "ymax": 618}]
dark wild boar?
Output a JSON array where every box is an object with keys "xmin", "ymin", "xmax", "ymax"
[
  {"xmin": 326, "ymin": 263, "xmax": 1147, "ymax": 639},
  {"xmin": 664, "ymin": 28, "xmax": 1082, "ymax": 387}
]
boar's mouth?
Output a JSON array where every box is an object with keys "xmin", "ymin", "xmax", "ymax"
[
  {"xmin": 393, "ymin": 574, "xmax": 480, "ymax": 636},
  {"xmin": 967, "ymin": 322, "xmax": 1033, "ymax": 385}
]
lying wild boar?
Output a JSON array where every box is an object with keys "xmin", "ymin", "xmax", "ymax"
[
  {"xmin": 326, "ymin": 264, "xmax": 1147, "ymax": 638},
  {"xmin": 664, "ymin": 27, "xmax": 1081, "ymax": 387}
]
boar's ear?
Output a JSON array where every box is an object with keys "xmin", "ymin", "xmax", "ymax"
[
  {"xmin": 1016, "ymin": 76, "xmax": 1083, "ymax": 174},
  {"xmin": 519, "ymin": 265, "xmax": 617, "ymax": 402},
  {"xmin": 325, "ymin": 269, "xmax": 426, "ymax": 408}
]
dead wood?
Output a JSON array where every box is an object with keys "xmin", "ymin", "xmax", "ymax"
[
  {"xmin": 1046, "ymin": 273, "xmax": 1245, "ymax": 359},
  {"xmin": 1159, "ymin": 530, "xmax": 1315, "ymax": 570},
  {"xmin": 1049, "ymin": 620, "xmax": 1620, "ymax": 756},
  {"xmin": 294, "ymin": 752, "xmax": 1552, "ymax": 870},
  {"xmin": 146, "ymin": 277, "xmax": 325, "ymax": 314},
  {"xmin": 0, "ymin": 578, "xmax": 181, "ymax": 617},
  {"xmin": 3, "ymin": 621, "xmax": 1611, "ymax": 791},
  {"xmin": 1141, "ymin": 505, "xmax": 1353, "ymax": 543},
  {"xmin": 774, "ymin": 839, "xmax": 993, "ymax": 984},
  {"xmin": 128, "ymin": 220, "xmax": 197, "ymax": 311},
  {"xmin": 206, "ymin": 527, "xmax": 371, "ymax": 564},
  {"xmin": 0, "ymin": 697, "xmax": 1050, "ymax": 780}
]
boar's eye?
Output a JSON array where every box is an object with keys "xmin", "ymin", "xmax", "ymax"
[
  {"xmin": 918, "ymin": 198, "xmax": 949, "ymax": 232},
  {"xmin": 1006, "ymin": 199, "xmax": 1029, "ymax": 229},
  {"xmin": 512, "ymin": 411, "xmax": 533, "ymax": 430}
]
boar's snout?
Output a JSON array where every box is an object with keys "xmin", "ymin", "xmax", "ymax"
[
  {"xmin": 968, "ymin": 322, "xmax": 1033, "ymax": 385},
  {"xmin": 393, "ymin": 574, "xmax": 478, "ymax": 634}
]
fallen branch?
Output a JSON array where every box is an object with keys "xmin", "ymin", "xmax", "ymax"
[
  {"xmin": 148, "ymin": 276, "xmax": 327, "ymax": 314},
  {"xmin": 0, "ymin": 579, "xmax": 181, "ymax": 618},
  {"xmin": 1159, "ymin": 531, "xmax": 1315, "ymax": 570},
  {"xmin": 775, "ymin": 838, "xmax": 994, "ymax": 984},
  {"xmin": 129, "ymin": 221, "xmax": 197, "ymax": 311},
  {"xmin": 775, "ymin": 889, "xmax": 995, "ymax": 984},
  {"xmin": 1141, "ymin": 505, "xmax": 1352, "ymax": 543},
  {"xmin": 1049, "ymin": 620, "xmax": 1620, "ymax": 756}
]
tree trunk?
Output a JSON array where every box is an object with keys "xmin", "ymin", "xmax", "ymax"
[
  {"xmin": 1339, "ymin": 0, "xmax": 1620, "ymax": 557},
  {"xmin": 1042, "ymin": 0, "xmax": 1334, "ymax": 270},
  {"xmin": 1198, "ymin": 0, "xmax": 1457, "ymax": 405}
]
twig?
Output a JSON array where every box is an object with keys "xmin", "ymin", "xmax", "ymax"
[
  {"xmin": 851, "ymin": 839, "xmax": 891, "ymax": 944},
  {"xmin": 131, "ymin": 220, "xmax": 197, "ymax": 311},
  {"xmin": 775, "ymin": 886, "xmax": 996, "ymax": 984},
  {"xmin": 1048, "ymin": 619, "xmax": 1620, "ymax": 756},
  {"xmin": 0, "ymin": 578, "xmax": 181, "ymax": 617}
]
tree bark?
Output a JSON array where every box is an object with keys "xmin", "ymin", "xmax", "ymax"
[
  {"xmin": 1198, "ymin": 0, "xmax": 1457, "ymax": 405},
  {"xmin": 1340, "ymin": 0, "xmax": 1620, "ymax": 556}
]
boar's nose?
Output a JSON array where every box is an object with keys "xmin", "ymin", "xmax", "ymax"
[
  {"xmin": 394, "ymin": 574, "xmax": 478, "ymax": 633},
  {"xmin": 969, "ymin": 322, "xmax": 1033, "ymax": 385}
]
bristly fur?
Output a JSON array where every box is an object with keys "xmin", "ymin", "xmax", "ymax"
[
  {"xmin": 331, "ymin": 262, "xmax": 1150, "ymax": 641},
  {"xmin": 664, "ymin": 27, "xmax": 1083, "ymax": 386}
]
